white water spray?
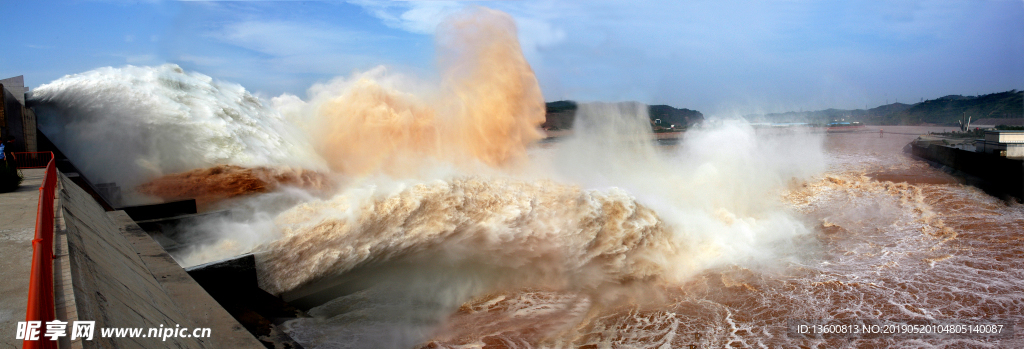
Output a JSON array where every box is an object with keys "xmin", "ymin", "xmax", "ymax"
[{"xmin": 30, "ymin": 64, "xmax": 327, "ymax": 199}]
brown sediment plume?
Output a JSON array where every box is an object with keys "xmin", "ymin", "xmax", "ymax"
[
  {"xmin": 436, "ymin": 7, "xmax": 546, "ymax": 167},
  {"xmin": 428, "ymin": 291, "xmax": 595, "ymax": 347},
  {"xmin": 136, "ymin": 165, "xmax": 331, "ymax": 209},
  {"xmin": 866, "ymin": 170, "xmax": 960, "ymax": 185},
  {"xmin": 308, "ymin": 7, "xmax": 544, "ymax": 177},
  {"xmin": 785, "ymin": 172, "xmax": 959, "ymax": 241}
]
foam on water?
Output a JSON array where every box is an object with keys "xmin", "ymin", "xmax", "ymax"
[
  {"xmin": 257, "ymin": 177, "xmax": 674, "ymax": 296},
  {"xmin": 419, "ymin": 170, "xmax": 1023, "ymax": 348},
  {"xmin": 413, "ymin": 128, "xmax": 1024, "ymax": 348},
  {"xmin": 24, "ymin": 5, "xmax": 1024, "ymax": 348}
]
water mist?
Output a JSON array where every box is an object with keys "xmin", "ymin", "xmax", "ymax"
[
  {"xmin": 29, "ymin": 64, "xmax": 326, "ymax": 203},
  {"xmin": 25, "ymin": 6, "xmax": 838, "ymax": 348}
]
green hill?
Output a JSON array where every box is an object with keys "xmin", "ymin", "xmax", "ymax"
[
  {"xmin": 750, "ymin": 90, "xmax": 1022, "ymax": 126},
  {"xmin": 880, "ymin": 90, "xmax": 1023, "ymax": 125},
  {"xmin": 542, "ymin": 101, "xmax": 704, "ymax": 131},
  {"xmin": 542, "ymin": 100, "xmax": 578, "ymax": 130},
  {"xmin": 648, "ymin": 104, "xmax": 703, "ymax": 129},
  {"xmin": 747, "ymin": 105, "xmax": 912, "ymax": 124}
]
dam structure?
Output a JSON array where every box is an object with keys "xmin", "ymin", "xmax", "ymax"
[
  {"xmin": 909, "ymin": 130, "xmax": 1024, "ymax": 200},
  {"xmin": 4, "ymin": 69, "xmax": 345, "ymax": 347},
  {"xmin": 5, "ymin": 72, "xmax": 287, "ymax": 349},
  {"xmin": 11, "ymin": 131, "xmax": 284, "ymax": 348},
  {"xmin": 7, "ymin": 63, "xmax": 1023, "ymax": 347}
]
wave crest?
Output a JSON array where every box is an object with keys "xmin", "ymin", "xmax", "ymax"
[{"xmin": 257, "ymin": 177, "xmax": 676, "ymax": 295}]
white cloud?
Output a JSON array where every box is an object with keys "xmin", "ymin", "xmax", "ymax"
[
  {"xmin": 515, "ymin": 16, "xmax": 565, "ymax": 48},
  {"xmin": 212, "ymin": 20, "xmax": 378, "ymax": 57},
  {"xmin": 178, "ymin": 17, "xmax": 395, "ymax": 85},
  {"xmin": 348, "ymin": 0, "xmax": 464, "ymax": 34},
  {"xmin": 176, "ymin": 54, "xmax": 228, "ymax": 66},
  {"xmin": 126, "ymin": 54, "xmax": 156, "ymax": 64},
  {"xmin": 346, "ymin": 1, "xmax": 568, "ymax": 62},
  {"xmin": 173, "ymin": 0, "xmax": 1023, "ymax": 114}
]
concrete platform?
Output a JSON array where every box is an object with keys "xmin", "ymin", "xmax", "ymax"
[
  {"xmin": 57, "ymin": 172, "xmax": 264, "ymax": 348},
  {"xmin": 0, "ymin": 168, "xmax": 45, "ymax": 349},
  {"xmin": 0, "ymin": 166, "xmax": 267, "ymax": 348}
]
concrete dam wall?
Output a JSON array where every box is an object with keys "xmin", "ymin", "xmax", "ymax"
[
  {"xmin": 57, "ymin": 171, "xmax": 263, "ymax": 348},
  {"xmin": 910, "ymin": 142, "xmax": 1024, "ymax": 200}
]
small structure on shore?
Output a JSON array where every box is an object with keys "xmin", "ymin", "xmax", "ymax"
[
  {"xmin": 910, "ymin": 130, "xmax": 1024, "ymax": 200},
  {"xmin": 976, "ymin": 130, "xmax": 1024, "ymax": 158},
  {"xmin": 957, "ymin": 113, "xmax": 972, "ymax": 132},
  {"xmin": 0, "ymin": 76, "xmax": 38, "ymax": 154}
]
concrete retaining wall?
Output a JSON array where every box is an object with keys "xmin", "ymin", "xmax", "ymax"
[
  {"xmin": 911, "ymin": 142, "xmax": 1024, "ymax": 199},
  {"xmin": 59, "ymin": 172, "xmax": 263, "ymax": 348}
]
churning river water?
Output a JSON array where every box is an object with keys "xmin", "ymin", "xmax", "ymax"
[
  {"xmin": 264, "ymin": 126, "xmax": 1022, "ymax": 349},
  {"xmin": 26, "ymin": 7, "xmax": 1022, "ymax": 346},
  {"xmin": 403, "ymin": 126, "xmax": 1024, "ymax": 349}
]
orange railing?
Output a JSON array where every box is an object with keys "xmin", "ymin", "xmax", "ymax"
[
  {"xmin": 23, "ymin": 155, "xmax": 58, "ymax": 349},
  {"xmin": 12, "ymin": 152, "xmax": 54, "ymax": 169}
]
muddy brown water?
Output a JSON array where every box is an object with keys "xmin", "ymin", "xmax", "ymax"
[{"xmin": 418, "ymin": 126, "xmax": 1024, "ymax": 348}]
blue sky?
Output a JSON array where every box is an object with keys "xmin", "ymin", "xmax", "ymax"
[{"xmin": 2, "ymin": 0, "xmax": 1022, "ymax": 115}]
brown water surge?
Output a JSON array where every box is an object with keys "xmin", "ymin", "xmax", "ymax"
[
  {"xmin": 136, "ymin": 165, "xmax": 332, "ymax": 210},
  {"xmin": 417, "ymin": 126, "xmax": 1024, "ymax": 348},
  {"xmin": 115, "ymin": 7, "xmax": 1019, "ymax": 346},
  {"xmin": 282, "ymin": 7, "xmax": 544, "ymax": 178},
  {"xmin": 43, "ymin": 6, "xmax": 1022, "ymax": 347},
  {"xmin": 257, "ymin": 178, "xmax": 675, "ymax": 296}
]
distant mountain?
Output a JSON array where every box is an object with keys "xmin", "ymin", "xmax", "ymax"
[
  {"xmin": 648, "ymin": 104, "xmax": 704, "ymax": 129},
  {"xmin": 880, "ymin": 90, "xmax": 1023, "ymax": 125},
  {"xmin": 748, "ymin": 90, "xmax": 1022, "ymax": 126},
  {"xmin": 867, "ymin": 103, "xmax": 914, "ymax": 118},
  {"xmin": 543, "ymin": 100, "xmax": 578, "ymax": 130},
  {"xmin": 749, "ymin": 109, "xmax": 853, "ymax": 124},
  {"xmin": 541, "ymin": 101, "xmax": 704, "ymax": 131}
]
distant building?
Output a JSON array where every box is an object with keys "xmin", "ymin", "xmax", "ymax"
[
  {"xmin": 976, "ymin": 130, "xmax": 1024, "ymax": 158},
  {"xmin": 970, "ymin": 118, "xmax": 1024, "ymax": 129},
  {"xmin": 0, "ymin": 75, "xmax": 37, "ymax": 152},
  {"xmin": 0, "ymin": 75, "xmax": 27, "ymax": 104}
]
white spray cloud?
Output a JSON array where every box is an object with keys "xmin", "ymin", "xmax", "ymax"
[
  {"xmin": 30, "ymin": 64, "xmax": 327, "ymax": 196},
  {"xmin": 543, "ymin": 103, "xmax": 827, "ymax": 278},
  {"xmin": 26, "ymin": 8, "xmax": 833, "ymax": 348}
]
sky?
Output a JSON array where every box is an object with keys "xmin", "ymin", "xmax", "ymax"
[{"xmin": 1, "ymin": 0, "xmax": 1022, "ymax": 116}]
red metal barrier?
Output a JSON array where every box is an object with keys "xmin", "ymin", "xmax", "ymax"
[
  {"xmin": 12, "ymin": 152, "xmax": 54, "ymax": 169},
  {"xmin": 23, "ymin": 154, "xmax": 58, "ymax": 349}
]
